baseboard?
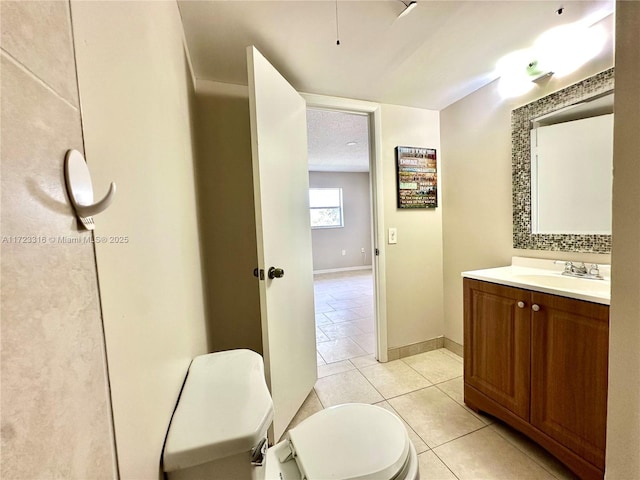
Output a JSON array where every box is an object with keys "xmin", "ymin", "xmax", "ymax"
[
  {"xmin": 388, "ymin": 336, "xmax": 444, "ymax": 361},
  {"xmin": 313, "ymin": 265, "xmax": 372, "ymax": 275},
  {"xmin": 444, "ymin": 337, "xmax": 464, "ymax": 358}
]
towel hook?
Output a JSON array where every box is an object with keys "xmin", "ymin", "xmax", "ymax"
[{"xmin": 64, "ymin": 149, "xmax": 116, "ymax": 230}]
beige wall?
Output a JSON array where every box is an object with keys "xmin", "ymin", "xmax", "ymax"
[
  {"xmin": 380, "ymin": 104, "xmax": 444, "ymax": 349},
  {"xmin": 193, "ymin": 80, "xmax": 262, "ymax": 354},
  {"xmin": 0, "ymin": 1, "xmax": 116, "ymax": 478},
  {"xmin": 606, "ymin": 2, "xmax": 640, "ymax": 477},
  {"xmin": 309, "ymin": 171, "xmax": 372, "ymax": 271},
  {"xmin": 440, "ymin": 15, "xmax": 615, "ymax": 345},
  {"xmin": 71, "ymin": 2, "xmax": 208, "ymax": 478},
  {"xmin": 192, "ymin": 85, "xmax": 443, "ymax": 351}
]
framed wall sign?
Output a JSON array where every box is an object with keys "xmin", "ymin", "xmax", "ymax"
[{"xmin": 395, "ymin": 146, "xmax": 438, "ymax": 209}]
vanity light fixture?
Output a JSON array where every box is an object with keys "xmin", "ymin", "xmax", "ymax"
[
  {"xmin": 346, "ymin": 141, "xmax": 358, "ymax": 146},
  {"xmin": 397, "ymin": 1, "xmax": 417, "ymax": 19},
  {"xmin": 534, "ymin": 23, "xmax": 606, "ymax": 78},
  {"xmin": 496, "ymin": 49, "xmax": 537, "ymax": 98},
  {"xmin": 496, "ymin": 20, "xmax": 606, "ymax": 99}
]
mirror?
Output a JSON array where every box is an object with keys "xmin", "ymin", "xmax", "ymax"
[{"xmin": 512, "ymin": 68, "xmax": 613, "ymax": 253}]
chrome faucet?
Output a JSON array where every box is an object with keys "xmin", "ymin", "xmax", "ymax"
[{"xmin": 555, "ymin": 261, "xmax": 604, "ymax": 280}]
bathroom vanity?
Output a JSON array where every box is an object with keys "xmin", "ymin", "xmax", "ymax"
[{"xmin": 462, "ymin": 258, "xmax": 610, "ymax": 480}]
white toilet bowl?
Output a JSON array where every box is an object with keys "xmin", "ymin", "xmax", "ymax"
[
  {"xmin": 163, "ymin": 350, "xmax": 419, "ymax": 480},
  {"xmin": 265, "ymin": 403, "xmax": 419, "ymax": 480}
]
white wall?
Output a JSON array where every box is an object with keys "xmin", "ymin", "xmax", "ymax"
[
  {"xmin": 440, "ymin": 15, "xmax": 615, "ymax": 345},
  {"xmin": 309, "ymin": 171, "xmax": 372, "ymax": 271},
  {"xmin": 71, "ymin": 2, "xmax": 208, "ymax": 478},
  {"xmin": 380, "ymin": 104, "xmax": 444, "ymax": 349},
  {"xmin": 606, "ymin": 2, "xmax": 640, "ymax": 477}
]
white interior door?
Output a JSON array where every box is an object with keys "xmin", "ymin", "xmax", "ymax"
[{"xmin": 247, "ymin": 46, "xmax": 317, "ymax": 441}]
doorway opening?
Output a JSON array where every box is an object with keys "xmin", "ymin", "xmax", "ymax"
[{"xmin": 306, "ymin": 107, "xmax": 381, "ymax": 368}]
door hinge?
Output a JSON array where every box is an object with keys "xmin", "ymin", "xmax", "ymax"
[
  {"xmin": 253, "ymin": 268, "xmax": 265, "ymax": 280},
  {"xmin": 375, "ymin": 248, "xmax": 380, "ymax": 256}
]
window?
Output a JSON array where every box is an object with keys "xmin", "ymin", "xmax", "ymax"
[{"xmin": 309, "ymin": 188, "xmax": 343, "ymax": 228}]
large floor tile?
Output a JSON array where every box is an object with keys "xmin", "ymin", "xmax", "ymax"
[
  {"xmin": 403, "ymin": 349, "xmax": 463, "ymax": 384},
  {"xmin": 319, "ymin": 321, "xmax": 364, "ymax": 340},
  {"xmin": 313, "ymin": 293, "xmax": 335, "ymax": 303},
  {"xmin": 350, "ymin": 305, "xmax": 374, "ymax": 317},
  {"xmin": 353, "ymin": 317, "xmax": 375, "ymax": 334},
  {"xmin": 375, "ymin": 401, "xmax": 429, "ymax": 454},
  {"xmin": 328, "ymin": 290, "xmax": 365, "ymax": 300},
  {"xmin": 436, "ymin": 377, "xmax": 492, "ymax": 425},
  {"xmin": 326, "ymin": 298, "xmax": 369, "ymax": 310},
  {"xmin": 489, "ymin": 422, "xmax": 578, "ymax": 479},
  {"xmin": 314, "ymin": 313, "xmax": 332, "ymax": 326},
  {"xmin": 314, "ymin": 369, "xmax": 383, "ymax": 407},
  {"xmin": 441, "ymin": 348, "xmax": 463, "ymax": 363},
  {"xmin": 282, "ymin": 390, "xmax": 324, "ymax": 437},
  {"xmin": 324, "ymin": 308, "xmax": 364, "ymax": 323},
  {"xmin": 314, "ymin": 302, "xmax": 334, "ymax": 314},
  {"xmin": 316, "ymin": 352, "xmax": 326, "ymax": 366},
  {"xmin": 389, "ymin": 387, "xmax": 485, "ymax": 448},
  {"xmin": 434, "ymin": 427, "xmax": 557, "ymax": 480},
  {"xmin": 315, "ymin": 328, "xmax": 330, "ymax": 342},
  {"xmin": 350, "ymin": 333, "xmax": 376, "ymax": 354},
  {"xmin": 361, "ymin": 360, "xmax": 432, "ymax": 399},
  {"xmin": 317, "ymin": 359, "xmax": 356, "ymax": 379},
  {"xmin": 316, "ymin": 337, "xmax": 367, "ymax": 363},
  {"xmin": 418, "ymin": 451, "xmax": 458, "ymax": 480},
  {"xmin": 349, "ymin": 354, "xmax": 378, "ymax": 369}
]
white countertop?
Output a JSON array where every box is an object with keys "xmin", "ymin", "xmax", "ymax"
[{"xmin": 462, "ymin": 257, "xmax": 611, "ymax": 305}]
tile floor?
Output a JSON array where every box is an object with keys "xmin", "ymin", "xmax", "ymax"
[
  {"xmin": 314, "ymin": 270, "xmax": 376, "ymax": 365},
  {"xmin": 289, "ymin": 270, "xmax": 578, "ymax": 480}
]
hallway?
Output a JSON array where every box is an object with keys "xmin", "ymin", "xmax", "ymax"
[{"xmin": 314, "ymin": 270, "xmax": 376, "ymax": 365}]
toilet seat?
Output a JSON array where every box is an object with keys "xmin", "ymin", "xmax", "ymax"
[{"xmin": 284, "ymin": 403, "xmax": 411, "ymax": 480}]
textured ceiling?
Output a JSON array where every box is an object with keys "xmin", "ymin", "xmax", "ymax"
[
  {"xmin": 307, "ymin": 109, "xmax": 370, "ymax": 172},
  {"xmin": 178, "ymin": 0, "xmax": 614, "ymax": 111}
]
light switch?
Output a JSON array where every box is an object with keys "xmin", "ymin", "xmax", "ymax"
[{"xmin": 388, "ymin": 228, "xmax": 398, "ymax": 244}]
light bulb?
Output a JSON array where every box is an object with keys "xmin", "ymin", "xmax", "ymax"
[
  {"xmin": 534, "ymin": 23, "xmax": 606, "ymax": 77},
  {"xmin": 496, "ymin": 48, "xmax": 536, "ymax": 98}
]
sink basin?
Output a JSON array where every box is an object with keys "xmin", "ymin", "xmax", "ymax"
[
  {"xmin": 513, "ymin": 274, "xmax": 610, "ymax": 296},
  {"xmin": 462, "ymin": 257, "xmax": 611, "ymax": 305}
]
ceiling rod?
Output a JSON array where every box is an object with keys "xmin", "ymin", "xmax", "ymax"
[
  {"xmin": 398, "ymin": 0, "xmax": 417, "ymax": 19},
  {"xmin": 335, "ymin": 0, "xmax": 341, "ymax": 45}
]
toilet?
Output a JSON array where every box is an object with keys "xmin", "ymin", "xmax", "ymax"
[{"xmin": 162, "ymin": 349, "xmax": 419, "ymax": 480}]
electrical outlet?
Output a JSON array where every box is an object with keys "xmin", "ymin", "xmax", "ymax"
[
  {"xmin": 361, "ymin": 247, "xmax": 365, "ymax": 253},
  {"xmin": 341, "ymin": 249, "xmax": 346, "ymax": 256},
  {"xmin": 388, "ymin": 228, "xmax": 398, "ymax": 244}
]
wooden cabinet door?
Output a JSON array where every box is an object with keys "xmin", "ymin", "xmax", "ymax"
[
  {"xmin": 530, "ymin": 292, "xmax": 609, "ymax": 470},
  {"xmin": 464, "ymin": 279, "xmax": 531, "ymax": 420}
]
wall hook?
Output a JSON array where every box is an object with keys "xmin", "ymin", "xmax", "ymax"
[{"xmin": 64, "ymin": 149, "xmax": 116, "ymax": 230}]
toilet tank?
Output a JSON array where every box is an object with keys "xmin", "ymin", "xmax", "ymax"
[{"xmin": 163, "ymin": 350, "xmax": 274, "ymax": 480}]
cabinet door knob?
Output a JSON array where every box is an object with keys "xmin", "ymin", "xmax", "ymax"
[
  {"xmin": 517, "ymin": 301, "xmax": 525, "ymax": 309},
  {"xmin": 532, "ymin": 304, "xmax": 541, "ymax": 312}
]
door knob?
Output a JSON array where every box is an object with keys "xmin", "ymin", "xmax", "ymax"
[
  {"xmin": 532, "ymin": 304, "xmax": 541, "ymax": 312},
  {"xmin": 517, "ymin": 301, "xmax": 526, "ymax": 309},
  {"xmin": 268, "ymin": 267, "xmax": 285, "ymax": 279}
]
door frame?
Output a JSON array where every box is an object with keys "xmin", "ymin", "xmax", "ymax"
[{"xmin": 302, "ymin": 93, "xmax": 388, "ymax": 362}]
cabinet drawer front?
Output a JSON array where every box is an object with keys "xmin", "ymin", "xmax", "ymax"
[
  {"xmin": 530, "ymin": 292, "xmax": 609, "ymax": 470},
  {"xmin": 464, "ymin": 279, "xmax": 531, "ymax": 420}
]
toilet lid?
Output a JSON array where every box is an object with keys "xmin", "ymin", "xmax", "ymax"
[{"xmin": 287, "ymin": 403, "xmax": 410, "ymax": 480}]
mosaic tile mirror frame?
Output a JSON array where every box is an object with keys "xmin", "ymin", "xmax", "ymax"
[{"xmin": 512, "ymin": 68, "xmax": 614, "ymax": 253}]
